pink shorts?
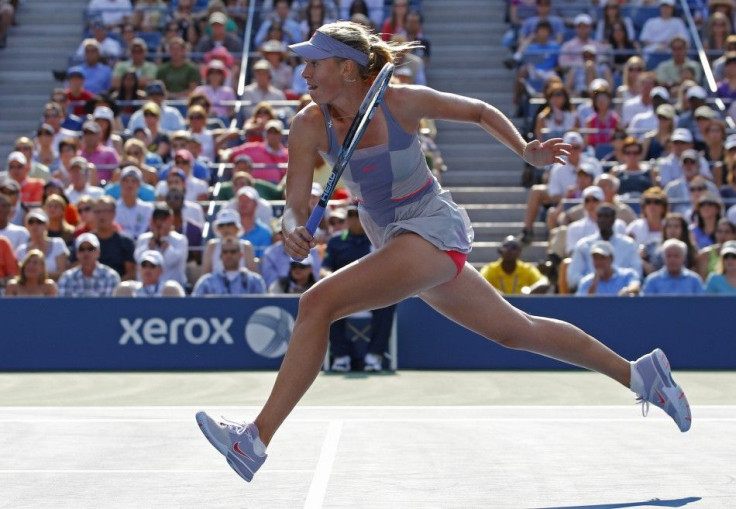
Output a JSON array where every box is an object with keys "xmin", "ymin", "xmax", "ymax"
[{"xmin": 445, "ymin": 250, "xmax": 467, "ymax": 277}]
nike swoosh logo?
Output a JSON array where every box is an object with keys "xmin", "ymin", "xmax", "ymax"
[
  {"xmin": 362, "ymin": 164, "xmax": 379, "ymax": 173},
  {"xmin": 233, "ymin": 442, "xmax": 252, "ymax": 460}
]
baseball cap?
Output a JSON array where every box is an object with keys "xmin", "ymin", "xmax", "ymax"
[
  {"xmin": 699, "ymin": 191, "xmax": 723, "ymax": 206},
  {"xmin": 685, "ymin": 86, "xmax": 707, "ymax": 100},
  {"xmin": 142, "ymin": 102, "xmax": 161, "ymax": 116},
  {"xmin": 265, "ymin": 119, "xmax": 284, "ymax": 133},
  {"xmin": 0, "ymin": 177, "xmax": 20, "ymax": 192},
  {"xmin": 582, "ymin": 185, "xmax": 604, "ymax": 201},
  {"xmin": 26, "ymin": 208, "xmax": 49, "ymax": 224},
  {"xmin": 145, "ymin": 81, "xmax": 166, "ymax": 95},
  {"xmin": 69, "ymin": 156, "xmax": 88, "ymax": 169},
  {"xmin": 563, "ymin": 131, "xmax": 584, "ymax": 146},
  {"xmin": 582, "ymin": 44, "xmax": 597, "ymax": 55},
  {"xmin": 168, "ymin": 167, "xmax": 187, "ymax": 181},
  {"xmin": 140, "ymin": 250, "xmax": 164, "ymax": 266},
  {"xmin": 659, "ymin": 0, "xmax": 676, "ymax": 6},
  {"xmin": 206, "ymin": 59, "xmax": 227, "ymax": 73},
  {"xmin": 261, "ymin": 39, "xmax": 284, "ymax": 53},
  {"xmin": 656, "ymin": 104, "xmax": 676, "ymax": 120},
  {"xmin": 311, "ymin": 182, "xmax": 324, "ymax": 196},
  {"xmin": 209, "ymin": 12, "xmax": 227, "ymax": 25},
  {"xmin": 233, "ymin": 153, "xmax": 253, "ymax": 165},
  {"xmin": 330, "ymin": 207, "xmax": 347, "ymax": 220},
  {"xmin": 577, "ymin": 162, "xmax": 596, "ymax": 176},
  {"xmin": 680, "ymin": 148, "xmax": 699, "ymax": 162},
  {"xmin": 650, "ymin": 86, "xmax": 670, "ymax": 100},
  {"xmin": 252, "ymin": 59, "xmax": 272, "ymax": 73},
  {"xmin": 120, "ymin": 166, "xmax": 142, "ymax": 181},
  {"xmin": 721, "ymin": 240, "xmax": 736, "ymax": 257},
  {"xmin": 82, "ymin": 120, "xmax": 101, "ymax": 133},
  {"xmin": 500, "ymin": 235, "xmax": 521, "ymax": 250},
  {"xmin": 671, "ymin": 128, "xmax": 693, "ymax": 143},
  {"xmin": 130, "ymin": 37, "xmax": 147, "ymax": 50},
  {"xmin": 174, "ymin": 148, "xmax": 193, "ymax": 162},
  {"xmin": 589, "ymin": 78, "xmax": 609, "ymax": 94},
  {"xmin": 574, "ymin": 13, "xmax": 593, "ymax": 25},
  {"xmin": 236, "ymin": 185, "xmax": 260, "ymax": 201},
  {"xmin": 694, "ymin": 105, "xmax": 717, "ymax": 119},
  {"xmin": 66, "ymin": 66, "xmax": 85, "ymax": 79},
  {"xmin": 93, "ymin": 106, "xmax": 114, "ymax": 122},
  {"xmin": 7, "ymin": 151, "xmax": 27, "ymax": 166},
  {"xmin": 725, "ymin": 134, "xmax": 736, "ymax": 150},
  {"xmin": 214, "ymin": 207, "xmax": 241, "ymax": 227},
  {"xmin": 591, "ymin": 240, "xmax": 614, "ymax": 257},
  {"xmin": 75, "ymin": 232, "xmax": 100, "ymax": 250}
]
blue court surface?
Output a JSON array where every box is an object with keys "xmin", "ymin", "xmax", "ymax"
[{"xmin": 0, "ymin": 372, "xmax": 733, "ymax": 508}]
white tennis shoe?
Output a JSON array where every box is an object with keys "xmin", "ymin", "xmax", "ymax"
[
  {"xmin": 195, "ymin": 412, "xmax": 267, "ymax": 482},
  {"xmin": 633, "ymin": 349, "xmax": 692, "ymax": 432}
]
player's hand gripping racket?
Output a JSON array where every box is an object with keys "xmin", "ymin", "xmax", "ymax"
[{"xmin": 304, "ymin": 62, "xmax": 395, "ymax": 235}]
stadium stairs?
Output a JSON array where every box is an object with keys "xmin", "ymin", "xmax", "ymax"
[
  {"xmin": 423, "ymin": 0, "xmax": 546, "ymax": 267},
  {"xmin": 0, "ymin": 0, "xmax": 90, "ymax": 163}
]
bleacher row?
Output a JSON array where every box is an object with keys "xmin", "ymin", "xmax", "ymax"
[{"xmin": 0, "ymin": 0, "xmax": 435, "ymax": 296}]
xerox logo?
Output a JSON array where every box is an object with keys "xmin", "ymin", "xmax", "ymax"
[{"xmin": 119, "ymin": 317, "xmax": 235, "ymax": 345}]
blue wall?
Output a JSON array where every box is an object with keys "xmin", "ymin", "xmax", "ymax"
[{"xmin": 0, "ymin": 296, "xmax": 733, "ymax": 371}]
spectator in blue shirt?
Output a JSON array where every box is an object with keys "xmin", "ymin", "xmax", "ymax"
[
  {"xmin": 642, "ymin": 238, "xmax": 705, "ymax": 295},
  {"xmin": 236, "ymin": 186, "xmax": 273, "ymax": 258},
  {"xmin": 79, "ymin": 39, "xmax": 113, "ymax": 95},
  {"xmin": 576, "ymin": 240, "xmax": 641, "ymax": 296},
  {"xmin": 705, "ymin": 240, "xmax": 736, "ymax": 294},
  {"xmin": 192, "ymin": 236, "xmax": 267, "ymax": 296}
]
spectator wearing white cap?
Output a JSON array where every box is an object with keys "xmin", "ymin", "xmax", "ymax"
[
  {"xmin": 565, "ymin": 44, "xmax": 613, "ymax": 97},
  {"xmin": 192, "ymin": 236, "xmax": 267, "ymax": 296},
  {"xmin": 115, "ymin": 166, "xmax": 154, "ymax": 240},
  {"xmin": 695, "ymin": 217, "xmax": 736, "ymax": 280},
  {"xmin": 201, "ymin": 207, "xmax": 259, "ymax": 276},
  {"xmin": 575, "ymin": 240, "xmax": 641, "ymax": 296},
  {"xmin": 663, "ymin": 151, "xmax": 719, "ymax": 215},
  {"xmin": 621, "ymin": 71, "xmax": 657, "ymax": 128},
  {"xmin": 628, "ymin": 87, "xmax": 671, "ymax": 138},
  {"xmin": 224, "ymin": 171, "xmax": 274, "ymax": 227},
  {"xmin": 237, "ymin": 59, "xmax": 286, "ymax": 123},
  {"xmin": 655, "ymin": 36, "xmax": 702, "ymax": 88},
  {"xmin": 657, "ymin": 130, "xmax": 713, "ymax": 187},
  {"xmin": 114, "ymin": 249, "xmax": 186, "ymax": 297},
  {"xmin": 546, "ymin": 162, "xmax": 599, "ymax": 230},
  {"xmin": 133, "ymin": 203, "xmax": 188, "ymax": 287},
  {"xmin": 642, "ymin": 104, "xmax": 677, "ymax": 160},
  {"xmin": 15, "ymin": 209, "xmax": 69, "ymax": 281},
  {"xmin": 111, "ymin": 37, "xmax": 158, "ymax": 90},
  {"xmin": 235, "ymin": 186, "xmax": 274, "ymax": 258},
  {"xmin": 75, "ymin": 21, "xmax": 122, "ymax": 61},
  {"xmin": 558, "ymin": 14, "xmax": 603, "ymax": 70},
  {"xmin": 65, "ymin": 156, "xmax": 104, "ymax": 205},
  {"xmin": 521, "ymin": 131, "xmax": 601, "ymax": 243},
  {"xmin": 565, "ymin": 185, "xmax": 627, "ymax": 255},
  {"xmin": 704, "ymin": 239, "xmax": 736, "ymax": 294},
  {"xmin": 6, "ymin": 151, "xmax": 44, "ymax": 204},
  {"xmin": 638, "ymin": 0, "xmax": 689, "ymax": 54},
  {"xmin": 676, "ymin": 85, "xmax": 709, "ymax": 146},
  {"xmin": 567, "ymin": 203, "xmax": 642, "ymax": 290},
  {"xmin": 195, "ymin": 12, "xmax": 244, "ymax": 54},
  {"xmin": 57, "ymin": 232, "xmax": 120, "ymax": 297},
  {"xmin": 228, "ymin": 119, "xmax": 288, "ymax": 184}
]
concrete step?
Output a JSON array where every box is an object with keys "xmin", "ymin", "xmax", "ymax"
[
  {"xmin": 471, "ymin": 221, "xmax": 545, "ymax": 241},
  {"xmin": 464, "ymin": 204, "xmax": 527, "ymax": 222},
  {"xmin": 441, "ymin": 169, "xmax": 524, "ymax": 187},
  {"xmin": 468, "ymin": 242, "xmax": 548, "ymax": 264},
  {"xmin": 447, "ymin": 186, "xmax": 528, "ymax": 204}
]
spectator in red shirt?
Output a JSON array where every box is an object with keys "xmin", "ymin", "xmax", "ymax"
[
  {"xmin": 6, "ymin": 151, "xmax": 44, "ymax": 204},
  {"xmin": 65, "ymin": 67, "xmax": 95, "ymax": 117},
  {"xmin": 229, "ymin": 119, "xmax": 288, "ymax": 183}
]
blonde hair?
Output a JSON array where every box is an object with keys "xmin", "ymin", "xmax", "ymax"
[
  {"xmin": 15, "ymin": 249, "xmax": 48, "ymax": 286},
  {"xmin": 317, "ymin": 21, "xmax": 422, "ymax": 81}
]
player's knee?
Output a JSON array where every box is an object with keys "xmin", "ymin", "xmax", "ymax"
[
  {"xmin": 490, "ymin": 313, "xmax": 535, "ymax": 350},
  {"xmin": 298, "ymin": 284, "xmax": 331, "ymax": 319}
]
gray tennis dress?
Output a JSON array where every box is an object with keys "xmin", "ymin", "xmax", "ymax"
[{"xmin": 319, "ymin": 103, "xmax": 474, "ymax": 254}]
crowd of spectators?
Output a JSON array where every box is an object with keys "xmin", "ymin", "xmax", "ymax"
[
  {"xmin": 0, "ymin": 0, "xmax": 437, "ymax": 350},
  {"xmin": 484, "ymin": 0, "xmax": 736, "ymax": 295}
]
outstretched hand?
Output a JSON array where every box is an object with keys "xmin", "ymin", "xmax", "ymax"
[{"xmin": 522, "ymin": 138, "xmax": 570, "ymax": 168}]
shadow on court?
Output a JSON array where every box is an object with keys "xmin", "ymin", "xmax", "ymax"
[{"xmin": 533, "ymin": 496, "xmax": 702, "ymax": 509}]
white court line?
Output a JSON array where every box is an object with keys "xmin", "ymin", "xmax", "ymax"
[
  {"xmin": 0, "ymin": 418, "xmax": 735, "ymax": 423},
  {"xmin": 1, "ymin": 405, "xmax": 733, "ymax": 410},
  {"xmin": 0, "ymin": 469, "xmax": 312, "ymax": 474},
  {"xmin": 303, "ymin": 419, "xmax": 342, "ymax": 509}
]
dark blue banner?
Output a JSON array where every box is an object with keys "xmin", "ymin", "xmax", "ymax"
[{"xmin": 0, "ymin": 296, "xmax": 733, "ymax": 370}]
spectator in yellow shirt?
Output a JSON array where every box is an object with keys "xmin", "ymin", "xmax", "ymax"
[{"xmin": 480, "ymin": 236, "xmax": 549, "ymax": 294}]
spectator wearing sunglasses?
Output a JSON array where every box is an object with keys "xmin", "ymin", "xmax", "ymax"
[
  {"xmin": 114, "ymin": 249, "xmax": 186, "ymax": 297},
  {"xmin": 663, "ymin": 150, "xmax": 719, "ymax": 215},
  {"xmin": 57, "ymin": 232, "xmax": 120, "ymax": 297},
  {"xmin": 705, "ymin": 240, "xmax": 736, "ymax": 293},
  {"xmin": 192, "ymin": 236, "xmax": 266, "ymax": 296}
]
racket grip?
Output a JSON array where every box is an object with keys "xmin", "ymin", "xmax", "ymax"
[{"xmin": 305, "ymin": 204, "xmax": 325, "ymax": 235}]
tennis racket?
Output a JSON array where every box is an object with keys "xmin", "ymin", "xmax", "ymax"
[{"xmin": 304, "ymin": 62, "xmax": 395, "ymax": 235}]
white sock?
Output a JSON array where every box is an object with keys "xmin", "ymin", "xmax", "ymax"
[
  {"xmin": 252, "ymin": 435, "xmax": 267, "ymax": 457},
  {"xmin": 629, "ymin": 362, "xmax": 645, "ymax": 395}
]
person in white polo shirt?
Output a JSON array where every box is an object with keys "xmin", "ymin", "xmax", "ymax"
[
  {"xmin": 113, "ymin": 249, "xmax": 185, "ymax": 297},
  {"xmin": 115, "ymin": 166, "xmax": 154, "ymax": 240}
]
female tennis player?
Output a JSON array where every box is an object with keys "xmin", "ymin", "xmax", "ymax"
[{"xmin": 196, "ymin": 21, "xmax": 691, "ymax": 482}]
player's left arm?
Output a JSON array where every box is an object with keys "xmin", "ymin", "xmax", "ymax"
[{"xmin": 389, "ymin": 84, "xmax": 569, "ymax": 168}]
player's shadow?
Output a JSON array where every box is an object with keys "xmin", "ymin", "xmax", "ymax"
[{"xmin": 532, "ymin": 497, "xmax": 702, "ymax": 509}]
